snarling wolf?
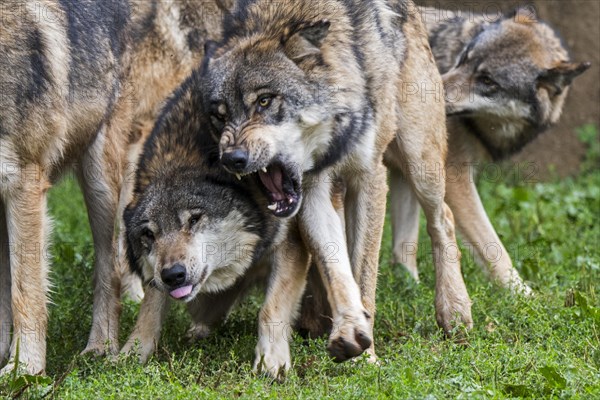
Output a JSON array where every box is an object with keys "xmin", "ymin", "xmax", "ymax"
[
  {"xmin": 296, "ymin": 6, "xmax": 590, "ymax": 338},
  {"xmin": 199, "ymin": 0, "xmax": 472, "ymax": 361},
  {"xmin": 0, "ymin": 0, "xmax": 132, "ymax": 374},
  {"xmin": 121, "ymin": 72, "xmax": 311, "ymax": 379},
  {"xmin": 390, "ymin": 6, "xmax": 589, "ymax": 288}
]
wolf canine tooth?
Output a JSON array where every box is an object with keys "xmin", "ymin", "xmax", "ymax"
[
  {"xmin": 267, "ymin": 203, "xmax": 278, "ymax": 211},
  {"xmin": 236, "ymin": 174, "xmax": 242, "ymax": 180}
]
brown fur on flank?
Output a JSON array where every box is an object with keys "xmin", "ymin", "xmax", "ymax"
[{"xmin": 0, "ymin": 0, "xmax": 133, "ymax": 375}]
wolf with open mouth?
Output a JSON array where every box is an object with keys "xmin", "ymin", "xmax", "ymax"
[{"xmin": 200, "ymin": 0, "xmax": 473, "ymax": 360}]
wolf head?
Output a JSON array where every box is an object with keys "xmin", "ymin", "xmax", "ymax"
[
  {"xmin": 442, "ymin": 7, "xmax": 590, "ymax": 159},
  {"xmin": 124, "ymin": 168, "xmax": 268, "ymax": 302},
  {"xmin": 200, "ymin": 12, "xmax": 335, "ymax": 218}
]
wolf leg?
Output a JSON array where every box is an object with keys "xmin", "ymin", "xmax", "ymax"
[
  {"xmin": 79, "ymin": 98, "xmax": 131, "ymax": 356},
  {"xmin": 392, "ymin": 138, "xmax": 473, "ymax": 332},
  {"xmin": 393, "ymin": 33, "xmax": 472, "ymax": 333},
  {"xmin": 0, "ymin": 200, "xmax": 12, "ymax": 366},
  {"xmin": 299, "ymin": 178, "xmax": 371, "ymax": 362},
  {"xmin": 343, "ymin": 164, "xmax": 388, "ymax": 360},
  {"xmin": 446, "ymin": 169, "xmax": 532, "ymax": 295},
  {"xmin": 185, "ymin": 291, "xmax": 242, "ymax": 342},
  {"xmin": 388, "ymin": 168, "xmax": 421, "ymax": 281},
  {"xmin": 391, "ymin": 132, "xmax": 473, "ymax": 334},
  {"xmin": 121, "ymin": 286, "xmax": 168, "ymax": 363},
  {"xmin": 295, "ymin": 263, "xmax": 332, "ymax": 339},
  {"xmin": 254, "ymin": 225, "xmax": 310, "ymax": 379},
  {"xmin": 185, "ymin": 271, "xmax": 263, "ymax": 342},
  {"xmin": 1, "ymin": 166, "xmax": 50, "ymax": 375}
]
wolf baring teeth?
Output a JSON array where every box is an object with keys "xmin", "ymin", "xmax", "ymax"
[{"xmin": 200, "ymin": 0, "xmax": 473, "ymax": 360}]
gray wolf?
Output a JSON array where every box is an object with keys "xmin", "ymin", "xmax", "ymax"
[
  {"xmin": 118, "ymin": 0, "xmax": 232, "ymax": 300},
  {"xmin": 121, "ymin": 73, "xmax": 310, "ymax": 380},
  {"xmin": 0, "ymin": 0, "xmax": 133, "ymax": 374},
  {"xmin": 200, "ymin": 0, "xmax": 472, "ymax": 362},
  {"xmin": 296, "ymin": 6, "xmax": 590, "ymax": 339},
  {"xmin": 391, "ymin": 6, "xmax": 590, "ymax": 288}
]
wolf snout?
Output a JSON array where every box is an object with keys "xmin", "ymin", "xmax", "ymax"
[
  {"xmin": 161, "ymin": 263, "xmax": 187, "ymax": 288},
  {"xmin": 222, "ymin": 148, "xmax": 249, "ymax": 172}
]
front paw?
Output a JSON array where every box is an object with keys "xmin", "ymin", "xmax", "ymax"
[
  {"xmin": 120, "ymin": 337, "xmax": 156, "ymax": 364},
  {"xmin": 186, "ymin": 322, "xmax": 211, "ymax": 343},
  {"xmin": 435, "ymin": 287, "xmax": 473, "ymax": 335},
  {"xmin": 327, "ymin": 309, "xmax": 372, "ymax": 362},
  {"xmin": 0, "ymin": 359, "xmax": 44, "ymax": 377},
  {"xmin": 81, "ymin": 340, "xmax": 118, "ymax": 358},
  {"xmin": 253, "ymin": 336, "xmax": 291, "ymax": 381}
]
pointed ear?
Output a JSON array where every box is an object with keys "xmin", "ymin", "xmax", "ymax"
[
  {"xmin": 538, "ymin": 61, "xmax": 591, "ymax": 95},
  {"xmin": 282, "ymin": 20, "xmax": 330, "ymax": 61},
  {"xmin": 506, "ymin": 6, "xmax": 538, "ymax": 24}
]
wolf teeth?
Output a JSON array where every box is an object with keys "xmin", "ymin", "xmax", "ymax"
[
  {"xmin": 288, "ymin": 198, "xmax": 294, "ymax": 204},
  {"xmin": 267, "ymin": 203, "xmax": 277, "ymax": 211},
  {"xmin": 262, "ymin": 167, "xmax": 268, "ymax": 173},
  {"xmin": 236, "ymin": 174, "xmax": 242, "ymax": 180}
]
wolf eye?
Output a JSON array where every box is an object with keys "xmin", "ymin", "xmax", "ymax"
[
  {"xmin": 478, "ymin": 75, "xmax": 498, "ymax": 88},
  {"xmin": 257, "ymin": 95, "xmax": 274, "ymax": 111},
  {"xmin": 140, "ymin": 227, "xmax": 155, "ymax": 248},
  {"xmin": 188, "ymin": 214, "xmax": 202, "ymax": 228}
]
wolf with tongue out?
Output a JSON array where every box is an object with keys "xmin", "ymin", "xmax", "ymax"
[
  {"xmin": 121, "ymin": 72, "xmax": 312, "ymax": 379},
  {"xmin": 201, "ymin": 0, "xmax": 474, "ymax": 367}
]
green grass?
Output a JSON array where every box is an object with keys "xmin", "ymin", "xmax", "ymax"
[{"xmin": 1, "ymin": 164, "xmax": 599, "ymax": 398}]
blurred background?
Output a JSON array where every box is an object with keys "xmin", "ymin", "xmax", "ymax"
[{"xmin": 417, "ymin": 0, "xmax": 600, "ymax": 179}]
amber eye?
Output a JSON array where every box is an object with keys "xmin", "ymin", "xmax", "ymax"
[
  {"xmin": 257, "ymin": 95, "xmax": 273, "ymax": 110},
  {"xmin": 478, "ymin": 75, "xmax": 497, "ymax": 87}
]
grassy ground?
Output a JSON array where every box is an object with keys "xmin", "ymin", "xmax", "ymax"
[{"xmin": 1, "ymin": 153, "xmax": 599, "ymax": 398}]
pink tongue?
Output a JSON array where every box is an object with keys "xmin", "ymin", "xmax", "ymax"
[
  {"xmin": 170, "ymin": 285, "xmax": 193, "ymax": 299},
  {"xmin": 258, "ymin": 167, "xmax": 285, "ymax": 201}
]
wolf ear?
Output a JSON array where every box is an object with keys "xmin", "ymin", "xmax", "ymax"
[
  {"xmin": 538, "ymin": 61, "xmax": 591, "ymax": 95},
  {"xmin": 282, "ymin": 20, "xmax": 331, "ymax": 61},
  {"xmin": 506, "ymin": 6, "xmax": 538, "ymax": 24}
]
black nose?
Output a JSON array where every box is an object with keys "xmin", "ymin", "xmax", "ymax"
[
  {"xmin": 161, "ymin": 263, "xmax": 187, "ymax": 287},
  {"xmin": 221, "ymin": 149, "xmax": 248, "ymax": 172}
]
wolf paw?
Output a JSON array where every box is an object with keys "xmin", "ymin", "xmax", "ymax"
[
  {"xmin": 327, "ymin": 310, "xmax": 372, "ymax": 362},
  {"xmin": 0, "ymin": 360, "xmax": 43, "ymax": 377},
  {"xmin": 435, "ymin": 289, "xmax": 473, "ymax": 335},
  {"xmin": 81, "ymin": 339, "xmax": 118, "ymax": 358},
  {"xmin": 186, "ymin": 323, "xmax": 211, "ymax": 343},
  {"xmin": 253, "ymin": 336, "xmax": 291, "ymax": 381},
  {"xmin": 120, "ymin": 337, "xmax": 155, "ymax": 364}
]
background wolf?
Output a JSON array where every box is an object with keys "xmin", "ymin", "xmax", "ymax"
[
  {"xmin": 0, "ymin": 0, "xmax": 132, "ymax": 374},
  {"xmin": 390, "ymin": 6, "xmax": 589, "ymax": 287}
]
